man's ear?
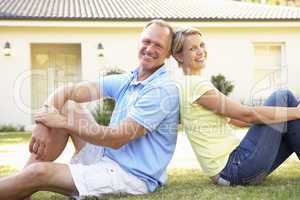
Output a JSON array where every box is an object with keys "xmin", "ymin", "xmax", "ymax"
[{"xmin": 166, "ymin": 51, "xmax": 171, "ymax": 58}]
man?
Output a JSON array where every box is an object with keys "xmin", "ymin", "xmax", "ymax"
[{"xmin": 0, "ymin": 19, "xmax": 179, "ymax": 200}]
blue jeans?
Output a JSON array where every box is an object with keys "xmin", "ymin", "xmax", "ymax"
[{"xmin": 219, "ymin": 90, "xmax": 300, "ymax": 185}]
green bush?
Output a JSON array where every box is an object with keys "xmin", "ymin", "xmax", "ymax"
[
  {"xmin": 91, "ymin": 98, "xmax": 116, "ymax": 126},
  {"xmin": 0, "ymin": 124, "xmax": 25, "ymax": 132},
  {"xmin": 91, "ymin": 68, "xmax": 125, "ymax": 125},
  {"xmin": 104, "ymin": 68, "xmax": 125, "ymax": 75},
  {"xmin": 211, "ymin": 74, "xmax": 234, "ymax": 96}
]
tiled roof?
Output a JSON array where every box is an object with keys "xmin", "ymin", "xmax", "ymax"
[{"xmin": 0, "ymin": 0, "xmax": 300, "ymax": 21}]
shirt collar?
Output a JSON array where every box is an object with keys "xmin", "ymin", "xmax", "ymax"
[{"xmin": 130, "ymin": 64, "xmax": 167, "ymax": 86}]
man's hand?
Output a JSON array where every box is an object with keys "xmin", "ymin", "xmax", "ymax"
[
  {"xmin": 33, "ymin": 105, "xmax": 67, "ymax": 129},
  {"xmin": 29, "ymin": 123, "xmax": 51, "ymax": 160},
  {"xmin": 31, "ymin": 105, "xmax": 67, "ymax": 160}
]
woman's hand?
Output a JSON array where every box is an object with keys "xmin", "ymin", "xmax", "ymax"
[{"xmin": 33, "ymin": 105, "xmax": 67, "ymax": 129}]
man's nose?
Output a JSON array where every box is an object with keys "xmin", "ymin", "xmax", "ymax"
[{"xmin": 145, "ymin": 44, "xmax": 155, "ymax": 52}]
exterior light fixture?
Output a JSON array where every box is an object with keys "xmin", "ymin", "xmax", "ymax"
[
  {"xmin": 97, "ymin": 43, "xmax": 104, "ymax": 57},
  {"xmin": 3, "ymin": 42, "xmax": 11, "ymax": 56}
]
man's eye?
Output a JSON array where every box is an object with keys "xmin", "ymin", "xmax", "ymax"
[{"xmin": 154, "ymin": 44, "xmax": 162, "ymax": 49}]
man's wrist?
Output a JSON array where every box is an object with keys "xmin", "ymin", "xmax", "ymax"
[
  {"xmin": 61, "ymin": 117, "xmax": 71, "ymax": 130},
  {"xmin": 36, "ymin": 122, "xmax": 47, "ymax": 127}
]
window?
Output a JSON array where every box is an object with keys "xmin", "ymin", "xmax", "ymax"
[
  {"xmin": 253, "ymin": 43, "xmax": 286, "ymax": 87},
  {"xmin": 251, "ymin": 42, "xmax": 286, "ymax": 104}
]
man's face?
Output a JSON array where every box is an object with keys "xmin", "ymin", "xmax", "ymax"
[{"xmin": 138, "ymin": 24, "xmax": 172, "ymax": 72}]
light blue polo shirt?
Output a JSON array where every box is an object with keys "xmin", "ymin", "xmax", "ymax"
[{"xmin": 99, "ymin": 65, "xmax": 179, "ymax": 192}]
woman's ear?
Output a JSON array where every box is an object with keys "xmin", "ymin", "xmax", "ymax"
[{"xmin": 174, "ymin": 52, "xmax": 184, "ymax": 64}]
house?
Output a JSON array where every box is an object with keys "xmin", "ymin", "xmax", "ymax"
[{"xmin": 1, "ymin": 0, "xmax": 300, "ymax": 127}]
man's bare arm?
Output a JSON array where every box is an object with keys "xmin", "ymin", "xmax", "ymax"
[
  {"xmin": 44, "ymin": 81, "xmax": 101, "ymax": 111},
  {"xmin": 30, "ymin": 81, "xmax": 101, "ymax": 158},
  {"xmin": 65, "ymin": 117, "xmax": 146, "ymax": 149}
]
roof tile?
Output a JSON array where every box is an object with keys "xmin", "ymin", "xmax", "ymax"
[{"xmin": 0, "ymin": 0, "xmax": 300, "ymax": 20}]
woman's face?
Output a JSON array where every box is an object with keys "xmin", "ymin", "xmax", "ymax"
[{"xmin": 180, "ymin": 34, "xmax": 206, "ymax": 73}]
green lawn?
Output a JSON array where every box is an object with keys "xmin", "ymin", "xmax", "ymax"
[
  {"xmin": 0, "ymin": 132, "xmax": 31, "ymax": 145},
  {"xmin": 1, "ymin": 132, "xmax": 300, "ymax": 200}
]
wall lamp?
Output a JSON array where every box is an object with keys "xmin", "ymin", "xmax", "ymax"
[
  {"xmin": 97, "ymin": 43, "xmax": 104, "ymax": 57},
  {"xmin": 3, "ymin": 42, "xmax": 11, "ymax": 56}
]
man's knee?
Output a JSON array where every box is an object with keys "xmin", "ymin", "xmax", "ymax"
[
  {"xmin": 23, "ymin": 163, "xmax": 51, "ymax": 187},
  {"xmin": 62, "ymin": 100, "xmax": 95, "ymax": 123},
  {"xmin": 61, "ymin": 100, "xmax": 82, "ymax": 116}
]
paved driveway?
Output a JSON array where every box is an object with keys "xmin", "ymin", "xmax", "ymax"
[
  {"xmin": 1, "ymin": 130, "xmax": 297, "ymax": 171},
  {"xmin": 0, "ymin": 134, "xmax": 199, "ymax": 169}
]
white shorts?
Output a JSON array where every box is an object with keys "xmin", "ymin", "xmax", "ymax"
[{"xmin": 68, "ymin": 144, "xmax": 148, "ymax": 199}]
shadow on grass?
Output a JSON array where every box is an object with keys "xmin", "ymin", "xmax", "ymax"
[{"xmin": 1, "ymin": 165, "xmax": 300, "ymax": 200}]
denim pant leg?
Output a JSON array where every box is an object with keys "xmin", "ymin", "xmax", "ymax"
[
  {"xmin": 268, "ymin": 138, "xmax": 293, "ymax": 173},
  {"xmin": 269, "ymin": 90, "xmax": 300, "ymax": 172},
  {"xmin": 237, "ymin": 124, "xmax": 284, "ymax": 185},
  {"xmin": 285, "ymin": 90, "xmax": 300, "ymax": 155},
  {"xmin": 220, "ymin": 90, "xmax": 291, "ymax": 185}
]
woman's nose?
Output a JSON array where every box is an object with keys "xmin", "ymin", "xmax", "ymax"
[{"xmin": 196, "ymin": 48, "xmax": 205, "ymax": 55}]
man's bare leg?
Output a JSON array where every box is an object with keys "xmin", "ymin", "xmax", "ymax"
[
  {"xmin": 25, "ymin": 100, "xmax": 89, "ymax": 166},
  {"xmin": 25, "ymin": 127, "xmax": 86, "ymax": 166},
  {"xmin": 0, "ymin": 162, "xmax": 78, "ymax": 200},
  {"xmin": 21, "ymin": 127, "xmax": 85, "ymax": 200},
  {"xmin": 22, "ymin": 101, "xmax": 90, "ymax": 199}
]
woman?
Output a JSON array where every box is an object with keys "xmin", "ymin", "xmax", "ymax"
[{"xmin": 172, "ymin": 27, "xmax": 300, "ymax": 186}]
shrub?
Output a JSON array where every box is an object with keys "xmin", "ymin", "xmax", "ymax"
[
  {"xmin": 104, "ymin": 68, "xmax": 125, "ymax": 75},
  {"xmin": 91, "ymin": 68, "xmax": 125, "ymax": 125},
  {"xmin": 0, "ymin": 124, "xmax": 25, "ymax": 132},
  {"xmin": 211, "ymin": 74, "xmax": 234, "ymax": 96},
  {"xmin": 91, "ymin": 98, "xmax": 116, "ymax": 126}
]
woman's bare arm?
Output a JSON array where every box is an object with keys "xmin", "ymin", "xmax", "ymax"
[
  {"xmin": 196, "ymin": 90, "xmax": 300, "ymax": 124},
  {"xmin": 228, "ymin": 118, "xmax": 250, "ymax": 128}
]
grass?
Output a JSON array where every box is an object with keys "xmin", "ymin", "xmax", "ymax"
[
  {"xmin": 0, "ymin": 132, "xmax": 31, "ymax": 145},
  {"xmin": 100, "ymin": 166, "xmax": 300, "ymax": 200},
  {"xmin": 1, "ymin": 132, "xmax": 300, "ymax": 200}
]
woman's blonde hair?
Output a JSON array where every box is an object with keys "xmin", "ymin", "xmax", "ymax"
[{"xmin": 171, "ymin": 27, "xmax": 204, "ymax": 63}]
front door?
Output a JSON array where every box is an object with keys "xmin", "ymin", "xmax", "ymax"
[{"xmin": 31, "ymin": 44, "xmax": 81, "ymax": 112}]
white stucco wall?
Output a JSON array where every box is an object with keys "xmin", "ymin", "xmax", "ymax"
[
  {"xmin": 0, "ymin": 23, "xmax": 300, "ymax": 126},
  {"xmin": 0, "ymin": 26, "xmax": 142, "ymax": 126},
  {"xmin": 201, "ymin": 27, "xmax": 300, "ymax": 103}
]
